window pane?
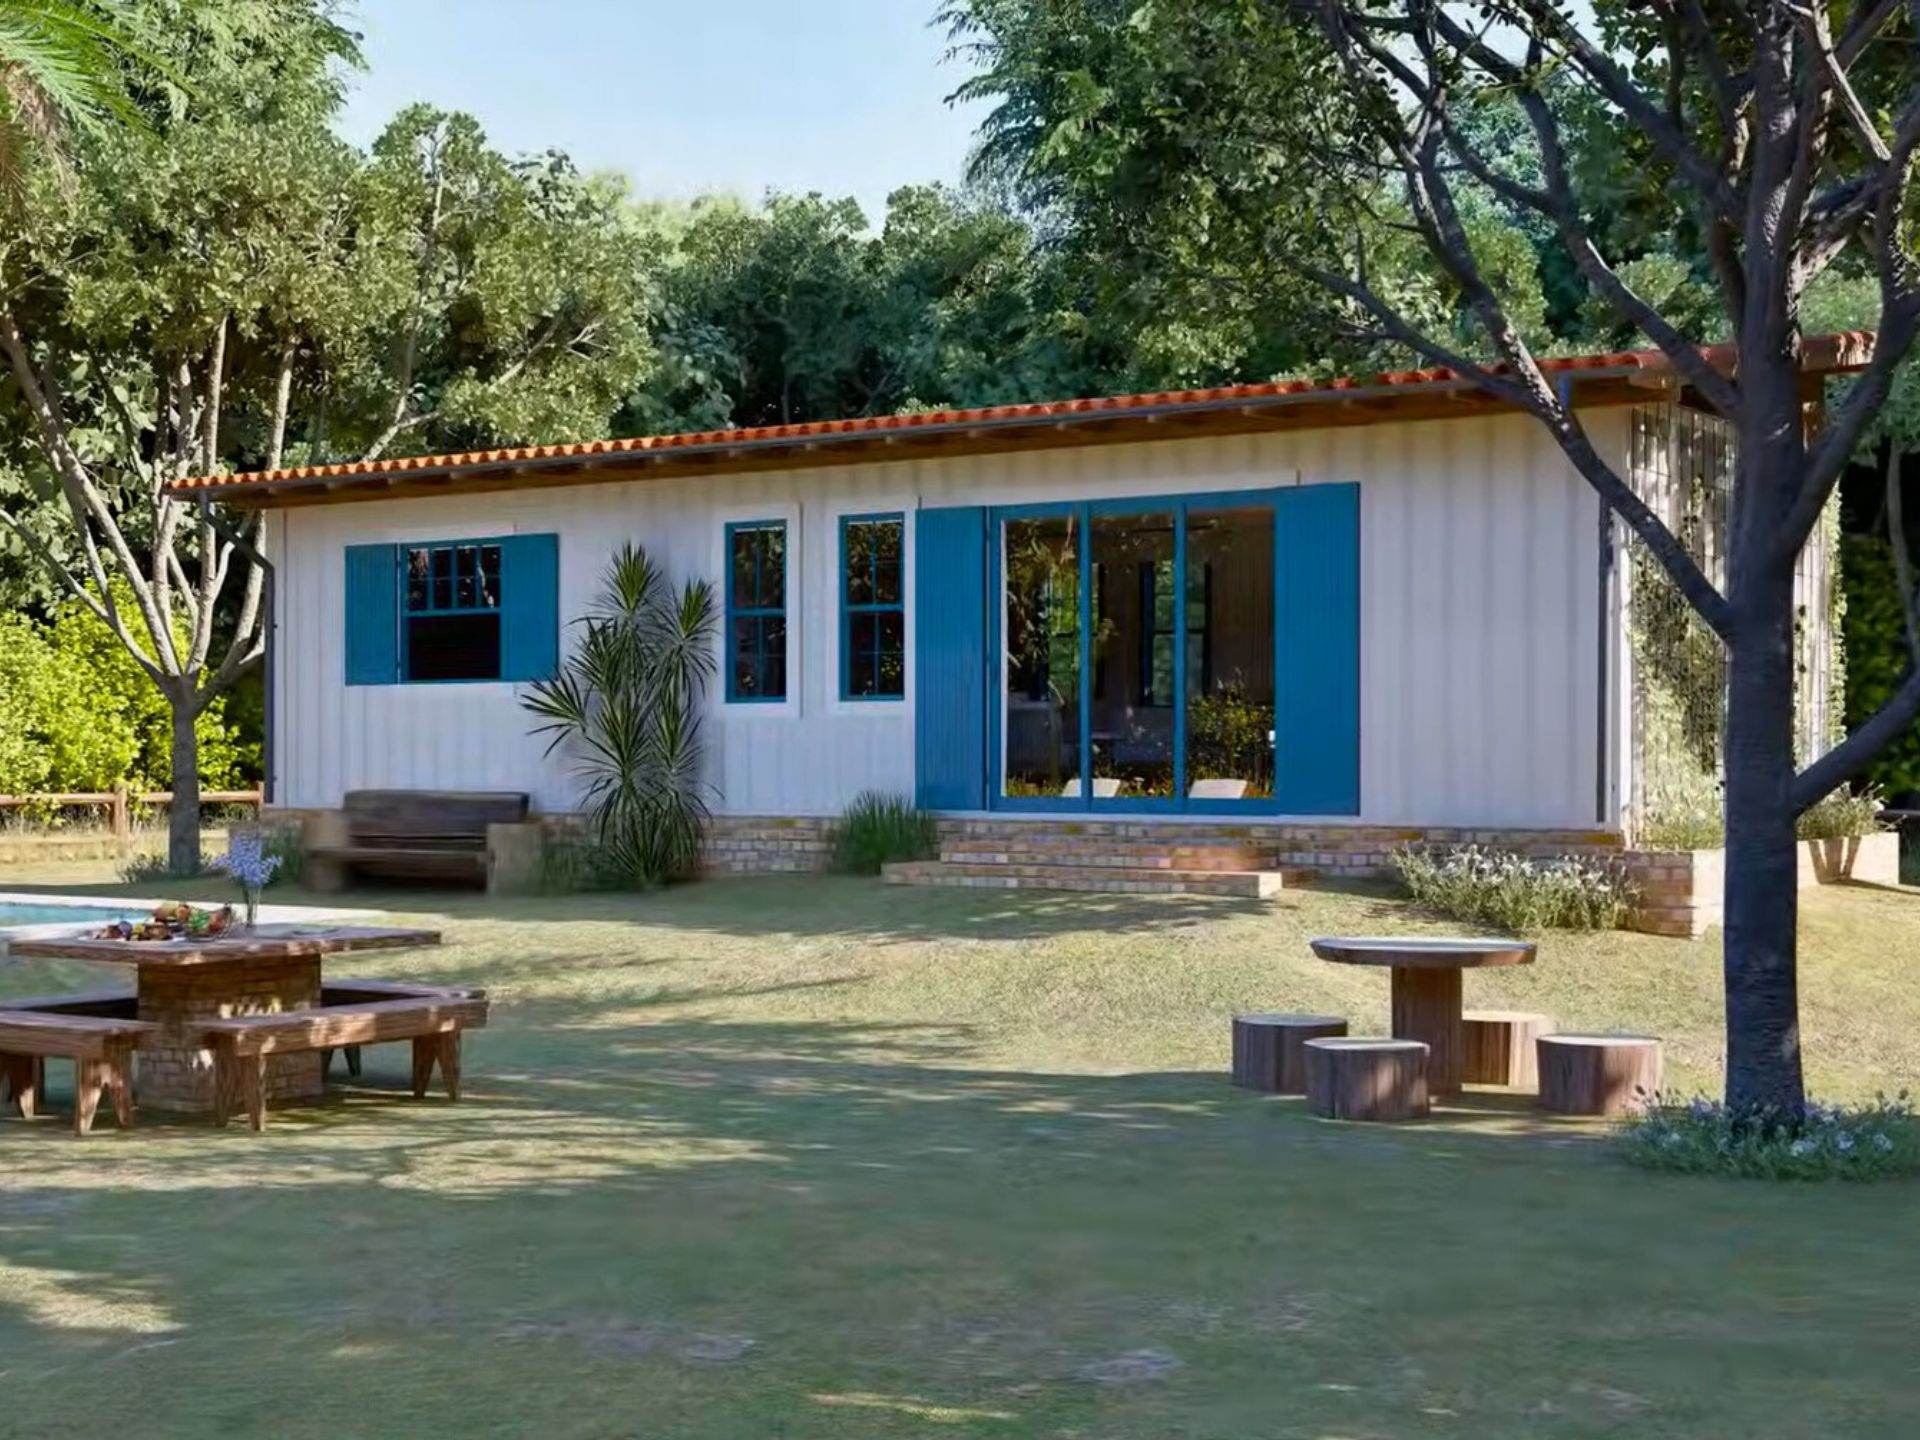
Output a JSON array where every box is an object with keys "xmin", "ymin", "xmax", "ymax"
[
  {"xmin": 848, "ymin": 610, "xmax": 904, "ymax": 698},
  {"xmin": 405, "ymin": 612, "xmax": 502, "ymax": 682},
  {"xmin": 844, "ymin": 518, "xmax": 901, "ymax": 606},
  {"xmin": 431, "ymin": 547, "xmax": 453, "ymax": 610},
  {"xmin": 406, "ymin": 549, "xmax": 430, "ymax": 612},
  {"xmin": 1091, "ymin": 511, "xmax": 1174, "ymax": 797},
  {"xmin": 480, "ymin": 546, "xmax": 501, "ymax": 608},
  {"xmin": 762, "ymin": 528, "xmax": 786, "ymax": 609},
  {"xmin": 1185, "ymin": 507, "xmax": 1274, "ymax": 800},
  {"xmin": 731, "ymin": 524, "xmax": 787, "ymax": 611},
  {"xmin": 1003, "ymin": 514, "xmax": 1082, "ymax": 796},
  {"xmin": 731, "ymin": 615, "xmax": 787, "ymax": 700},
  {"xmin": 456, "ymin": 546, "xmax": 478, "ymax": 609},
  {"xmin": 845, "ymin": 523, "xmax": 877, "ymax": 605}
]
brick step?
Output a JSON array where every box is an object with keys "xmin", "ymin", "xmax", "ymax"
[
  {"xmin": 940, "ymin": 839, "xmax": 1275, "ymax": 872},
  {"xmin": 882, "ymin": 860, "xmax": 1290, "ymax": 900}
]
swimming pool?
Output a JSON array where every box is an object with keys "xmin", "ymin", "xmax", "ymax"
[{"xmin": 0, "ymin": 899, "xmax": 142, "ymax": 928}]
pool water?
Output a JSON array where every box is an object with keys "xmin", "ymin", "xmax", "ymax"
[{"xmin": 0, "ymin": 901, "xmax": 142, "ymax": 928}]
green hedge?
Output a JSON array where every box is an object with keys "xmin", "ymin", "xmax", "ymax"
[
  {"xmin": 1842, "ymin": 536, "xmax": 1920, "ymax": 799},
  {"xmin": 0, "ymin": 595, "xmax": 250, "ymax": 797}
]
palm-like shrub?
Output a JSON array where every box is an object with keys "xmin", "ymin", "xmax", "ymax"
[{"xmin": 522, "ymin": 545, "xmax": 717, "ymax": 886}]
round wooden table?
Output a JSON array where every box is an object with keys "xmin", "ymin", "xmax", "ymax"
[
  {"xmin": 7, "ymin": 925, "xmax": 440, "ymax": 1112},
  {"xmin": 1309, "ymin": 936, "xmax": 1536, "ymax": 1095}
]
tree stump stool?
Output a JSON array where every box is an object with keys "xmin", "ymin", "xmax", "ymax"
[
  {"xmin": 1536, "ymin": 1034, "xmax": 1663, "ymax": 1116},
  {"xmin": 1231, "ymin": 1014, "xmax": 1348, "ymax": 1094},
  {"xmin": 1461, "ymin": 1010, "xmax": 1553, "ymax": 1089},
  {"xmin": 1304, "ymin": 1038, "xmax": 1430, "ymax": 1122}
]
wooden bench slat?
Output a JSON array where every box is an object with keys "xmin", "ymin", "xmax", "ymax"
[
  {"xmin": 0, "ymin": 987, "xmax": 138, "ymax": 1018},
  {"xmin": 202, "ymin": 997, "xmax": 489, "ymax": 1056},
  {"xmin": 203, "ymin": 993, "xmax": 488, "ymax": 1131},
  {"xmin": 310, "ymin": 846, "xmax": 488, "ymax": 863},
  {"xmin": 322, "ymin": 980, "xmax": 487, "ymax": 1003},
  {"xmin": 0, "ymin": 1011, "xmax": 159, "ymax": 1060}
]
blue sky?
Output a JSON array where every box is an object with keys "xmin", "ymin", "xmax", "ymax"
[{"xmin": 336, "ymin": 0, "xmax": 987, "ymax": 224}]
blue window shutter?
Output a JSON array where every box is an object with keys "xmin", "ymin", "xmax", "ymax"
[
  {"xmin": 499, "ymin": 532, "xmax": 561, "ymax": 683},
  {"xmin": 344, "ymin": 543, "xmax": 399, "ymax": 686},
  {"xmin": 1274, "ymin": 484, "xmax": 1360, "ymax": 814},
  {"xmin": 914, "ymin": 506, "xmax": 988, "ymax": 810}
]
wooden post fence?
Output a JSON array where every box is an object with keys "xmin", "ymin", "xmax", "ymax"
[{"xmin": 0, "ymin": 789, "xmax": 264, "ymax": 839}]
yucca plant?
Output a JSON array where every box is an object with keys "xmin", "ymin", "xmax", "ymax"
[{"xmin": 521, "ymin": 545, "xmax": 718, "ymax": 887}]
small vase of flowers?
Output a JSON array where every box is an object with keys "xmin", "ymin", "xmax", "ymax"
[{"xmin": 213, "ymin": 831, "xmax": 282, "ymax": 932}]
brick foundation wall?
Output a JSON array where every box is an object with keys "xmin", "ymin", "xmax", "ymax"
[
  {"xmin": 1621, "ymin": 831, "xmax": 1901, "ymax": 938},
  {"xmin": 694, "ymin": 814, "xmax": 1625, "ymax": 878},
  {"xmin": 700, "ymin": 817, "xmax": 837, "ymax": 874}
]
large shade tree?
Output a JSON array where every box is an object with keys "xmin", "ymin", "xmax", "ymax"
[
  {"xmin": 949, "ymin": 0, "xmax": 1920, "ymax": 1119},
  {"xmin": 0, "ymin": 0, "xmax": 661, "ymax": 870}
]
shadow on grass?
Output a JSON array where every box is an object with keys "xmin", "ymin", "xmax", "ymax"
[{"xmin": 5, "ymin": 1002, "xmax": 1908, "ymax": 1438}]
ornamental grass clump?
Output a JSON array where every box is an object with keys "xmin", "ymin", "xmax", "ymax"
[
  {"xmin": 1392, "ymin": 844, "xmax": 1637, "ymax": 933},
  {"xmin": 1795, "ymin": 785, "xmax": 1889, "ymax": 841},
  {"xmin": 832, "ymin": 792, "xmax": 940, "ymax": 875},
  {"xmin": 1618, "ymin": 1093, "xmax": 1920, "ymax": 1181}
]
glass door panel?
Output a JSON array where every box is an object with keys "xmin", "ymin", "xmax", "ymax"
[
  {"xmin": 1002, "ymin": 515, "xmax": 1083, "ymax": 799},
  {"xmin": 1185, "ymin": 506, "xmax": 1276, "ymax": 800},
  {"xmin": 1090, "ymin": 511, "xmax": 1177, "ymax": 802}
]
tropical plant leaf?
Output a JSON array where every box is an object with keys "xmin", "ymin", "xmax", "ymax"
[{"xmin": 520, "ymin": 544, "xmax": 719, "ymax": 887}]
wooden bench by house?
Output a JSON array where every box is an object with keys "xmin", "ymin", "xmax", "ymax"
[
  {"xmin": 203, "ymin": 994, "xmax": 489, "ymax": 1132},
  {"xmin": 0, "ymin": 1011, "xmax": 158, "ymax": 1135},
  {"xmin": 317, "ymin": 980, "xmax": 489, "ymax": 1078},
  {"xmin": 304, "ymin": 790, "xmax": 541, "ymax": 894}
]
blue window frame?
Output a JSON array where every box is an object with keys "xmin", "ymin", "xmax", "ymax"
[
  {"xmin": 346, "ymin": 533, "xmax": 558, "ymax": 686},
  {"xmin": 402, "ymin": 540, "xmax": 503, "ymax": 682},
  {"xmin": 841, "ymin": 513, "xmax": 906, "ymax": 700},
  {"xmin": 726, "ymin": 521, "xmax": 788, "ymax": 702},
  {"xmin": 347, "ymin": 529, "xmax": 560, "ymax": 687}
]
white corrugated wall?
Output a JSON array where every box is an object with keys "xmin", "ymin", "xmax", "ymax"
[{"xmin": 266, "ymin": 408, "xmax": 1628, "ymax": 829}]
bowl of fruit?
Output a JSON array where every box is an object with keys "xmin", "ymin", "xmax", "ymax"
[{"xmin": 96, "ymin": 902, "xmax": 237, "ymax": 942}]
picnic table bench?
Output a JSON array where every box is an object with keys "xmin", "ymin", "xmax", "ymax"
[
  {"xmin": 318, "ymin": 979, "xmax": 489, "ymax": 1077},
  {"xmin": 0, "ymin": 987, "xmax": 138, "ymax": 1019},
  {"xmin": 304, "ymin": 790, "xmax": 541, "ymax": 894},
  {"xmin": 0, "ymin": 1011, "xmax": 159, "ymax": 1135},
  {"xmin": 205, "ymin": 992, "xmax": 489, "ymax": 1131}
]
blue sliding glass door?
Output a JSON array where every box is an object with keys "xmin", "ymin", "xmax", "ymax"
[{"xmin": 984, "ymin": 485, "xmax": 1358, "ymax": 816}]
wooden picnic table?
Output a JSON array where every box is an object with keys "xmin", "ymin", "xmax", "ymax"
[
  {"xmin": 7, "ymin": 925, "xmax": 440, "ymax": 1113},
  {"xmin": 1309, "ymin": 936, "xmax": 1536, "ymax": 1096}
]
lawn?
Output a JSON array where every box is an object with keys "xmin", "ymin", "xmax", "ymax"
[{"xmin": 0, "ymin": 864, "xmax": 1915, "ymax": 1438}]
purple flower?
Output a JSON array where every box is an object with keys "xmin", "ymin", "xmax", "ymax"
[{"xmin": 214, "ymin": 831, "xmax": 282, "ymax": 893}]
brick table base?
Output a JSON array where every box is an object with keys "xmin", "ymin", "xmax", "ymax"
[{"xmin": 136, "ymin": 958, "xmax": 324, "ymax": 1113}]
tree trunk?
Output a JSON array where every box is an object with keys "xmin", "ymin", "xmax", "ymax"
[
  {"xmin": 167, "ymin": 695, "xmax": 201, "ymax": 875},
  {"xmin": 1720, "ymin": 556, "xmax": 1805, "ymax": 1121}
]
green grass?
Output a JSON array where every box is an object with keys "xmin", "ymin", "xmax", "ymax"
[{"xmin": 0, "ymin": 862, "xmax": 1916, "ymax": 1438}]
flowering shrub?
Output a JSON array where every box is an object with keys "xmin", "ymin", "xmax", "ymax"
[
  {"xmin": 1392, "ymin": 845, "xmax": 1637, "ymax": 933},
  {"xmin": 1619, "ymin": 1093, "xmax": 1920, "ymax": 1181}
]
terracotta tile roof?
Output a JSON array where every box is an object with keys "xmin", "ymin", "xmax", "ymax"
[{"xmin": 169, "ymin": 333, "xmax": 1874, "ymax": 504}]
